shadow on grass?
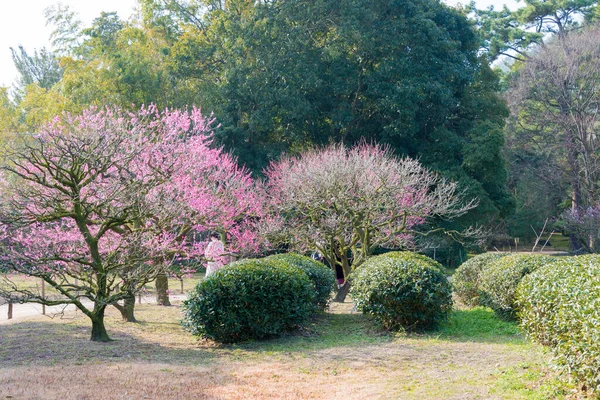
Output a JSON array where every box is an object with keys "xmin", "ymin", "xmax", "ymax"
[
  {"xmin": 0, "ymin": 319, "xmax": 217, "ymax": 368},
  {"xmin": 0, "ymin": 304, "xmax": 526, "ymax": 368},
  {"xmin": 235, "ymin": 306, "xmax": 525, "ymax": 355},
  {"xmin": 234, "ymin": 311, "xmax": 393, "ymax": 354}
]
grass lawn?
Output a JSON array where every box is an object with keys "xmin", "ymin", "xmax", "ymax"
[{"xmin": 0, "ymin": 299, "xmax": 581, "ymax": 400}]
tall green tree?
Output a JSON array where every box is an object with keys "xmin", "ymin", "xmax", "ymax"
[
  {"xmin": 10, "ymin": 46, "xmax": 63, "ymax": 101},
  {"xmin": 47, "ymin": 9, "xmax": 182, "ymax": 110},
  {"xmin": 470, "ymin": 0, "xmax": 598, "ymax": 62},
  {"xmin": 0, "ymin": 88, "xmax": 19, "ymax": 139},
  {"xmin": 160, "ymin": 0, "xmax": 513, "ymax": 234}
]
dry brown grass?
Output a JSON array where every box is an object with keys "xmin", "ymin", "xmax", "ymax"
[{"xmin": 0, "ymin": 300, "xmax": 573, "ymax": 400}]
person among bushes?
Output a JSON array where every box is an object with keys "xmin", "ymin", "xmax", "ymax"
[{"xmin": 204, "ymin": 232, "xmax": 226, "ymax": 276}]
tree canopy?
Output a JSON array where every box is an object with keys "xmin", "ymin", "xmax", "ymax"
[
  {"xmin": 261, "ymin": 143, "xmax": 477, "ymax": 297},
  {"xmin": 154, "ymin": 0, "xmax": 514, "ymax": 230},
  {"xmin": 0, "ymin": 0, "xmax": 523, "ymax": 262},
  {"xmin": 0, "ymin": 105, "xmax": 261, "ymax": 340},
  {"xmin": 505, "ymin": 25, "xmax": 600, "ymax": 246}
]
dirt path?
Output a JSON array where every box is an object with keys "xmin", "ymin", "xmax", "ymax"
[{"xmin": 0, "ymin": 294, "xmax": 188, "ymax": 324}]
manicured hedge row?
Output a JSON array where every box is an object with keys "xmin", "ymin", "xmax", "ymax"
[
  {"xmin": 517, "ymin": 255, "xmax": 600, "ymax": 393},
  {"xmin": 265, "ymin": 253, "xmax": 335, "ymax": 311},
  {"xmin": 182, "ymin": 258, "xmax": 315, "ymax": 343},
  {"xmin": 350, "ymin": 252, "xmax": 452, "ymax": 332},
  {"xmin": 452, "ymin": 252, "xmax": 508, "ymax": 307},
  {"xmin": 478, "ymin": 254, "xmax": 556, "ymax": 320}
]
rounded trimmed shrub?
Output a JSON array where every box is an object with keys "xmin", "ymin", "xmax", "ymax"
[
  {"xmin": 182, "ymin": 258, "xmax": 315, "ymax": 343},
  {"xmin": 265, "ymin": 253, "xmax": 335, "ymax": 311},
  {"xmin": 350, "ymin": 251, "xmax": 452, "ymax": 332},
  {"xmin": 479, "ymin": 254, "xmax": 556, "ymax": 320},
  {"xmin": 378, "ymin": 251, "xmax": 446, "ymax": 272},
  {"xmin": 452, "ymin": 252, "xmax": 508, "ymax": 307},
  {"xmin": 517, "ymin": 255, "xmax": 600, "ymax": 393}
]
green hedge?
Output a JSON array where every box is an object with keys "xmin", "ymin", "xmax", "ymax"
[
  {"xmin": 265, "ymin": 253, "xmax": 335, "ymax": 311},
  {"xmin": 350, "ymin": 252, "xmax": 452, "ymax": 332},
  {"xmin": 478, "ymin": 254, "xmax": 556, "ymax": 320},
  {"xmin": 452, "ymin": 252, "xmax": 508, "ymax": 307},
  {"xmin": 378, "ymin": 251, "xmax": 446, "ymax": 271},
  {"xmin": 517, "ymin": 255, "xmax": 600, "ymax": 392},
  {"xmin": 181, "ymin": 258, "xmax": 315, "ymax": 343}
]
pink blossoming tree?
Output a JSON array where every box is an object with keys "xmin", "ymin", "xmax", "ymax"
[
  {"xmin": 262, "ymin": 143, "xmax": 477, "ymax": 301},
  {"xmin": 0, "ymin": 105, "xmax": 261, "ymax": 341}
]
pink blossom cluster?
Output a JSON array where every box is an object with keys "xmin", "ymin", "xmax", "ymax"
[
  {"xmin": 260, "ymin": 142, "xmax": 474, "ymax": 271},
  {"xmin": 0, "ymin": 105, "xmax": 262, "ymax": 283}
]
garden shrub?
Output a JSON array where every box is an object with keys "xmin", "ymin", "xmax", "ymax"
[
  {"xmin": 479, "ymin": 254, "xmax": 556, "ymax": 320},
  {"xmin": 452, "ymin": 252, "xmax": 508, "ymax": 307},
  {"xmin": 378, "ymin": 251, "xmax": 446, "ymax": 271},
  {"xmin": 517, "ymin": 255, "xmax": 600, "ymax": 393},
  {"xmin": 265, "ymin": 253, "xmax": 335, "ymax": 310},
  {"xmin": 350, "ymin": 251, "xmax": 452, "ymax": 332},
  {"xmin": 182, "ymin": 258, "xmax": 315, "ymax": 343}
]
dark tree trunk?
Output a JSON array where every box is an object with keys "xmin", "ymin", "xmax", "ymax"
[
  {"xmin": 90, "ymin": 307, "xmax": 111, "ymax": 342},
  {"xmin": 333, "ymin": 281, "xmax": 351, "ymax": 302},
  {"xmin": 155, "ymin": 274, "xmax": 171, "ymax": 306},
  {"xmin": 112, "ymin": 293, "xmax": 137, "ymax": 322}
]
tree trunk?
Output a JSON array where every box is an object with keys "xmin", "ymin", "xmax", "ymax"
[
  {"xmin": 155, "ymin": 274, "xmax": 171, "ymax": 306},
  {"xmin": 112, "ymin": 293, "xmax": 137, "ymax": 322},
  {"xmin": 565, "ymin": 107, "xmax": 585, "ymax": 254},
  {"xmin": 90, "ymin": 308, "xmax": 111, "ymax": 342},
  {"xmin": 332, "ymin": 246, "xmax": 352, "ymax": 302},
  {"xmin": 570, "ymin": 176, "xmax": 584, "ymax": 253},
  {"xmin": 333, "ymin": 281, "xmax": 351, "ymax": 302}
]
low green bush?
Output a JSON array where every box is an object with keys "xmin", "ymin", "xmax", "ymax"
[
  {"xmin": 479, "ymin": 254, "xmax": 556, "ymax": 320},
  {"xmin": 452, "ymin": 252, "xmax": 508, "ymax": 307},
  {"xmin": 350, "ymin": 251, "xmax": 452, "ymax": 332},
  {"xmin": 181, "ymin": 258, "xmax": 315, "ymax": 343},
  {"xmin": 265, "ymin": 253, "xmax": 335, "ymax": 310},
  {"xmin": 517, "ymin": 255, "xmax": 600, "ymax": 393}
]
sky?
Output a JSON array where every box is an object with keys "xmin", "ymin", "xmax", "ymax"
[{"xmin": 0, "ymin": 0, "xmax": 520, "ymax": 89}]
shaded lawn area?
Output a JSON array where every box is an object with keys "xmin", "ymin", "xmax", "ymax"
[{"xmin": 0, "ymin": 302, "xmax": 576, "ymax": 400}]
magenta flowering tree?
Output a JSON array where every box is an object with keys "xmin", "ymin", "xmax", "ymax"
[
  {"xmin": 262, "ymin": 143, "xmax": 477, "ymax": 300},
  {"xmin": 146, "ymin": 109, "xmax": 263, "ymax": 307},
  {"xmin": 0, "ymin": 105, "xmax": 260, "ymax": 341}
]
